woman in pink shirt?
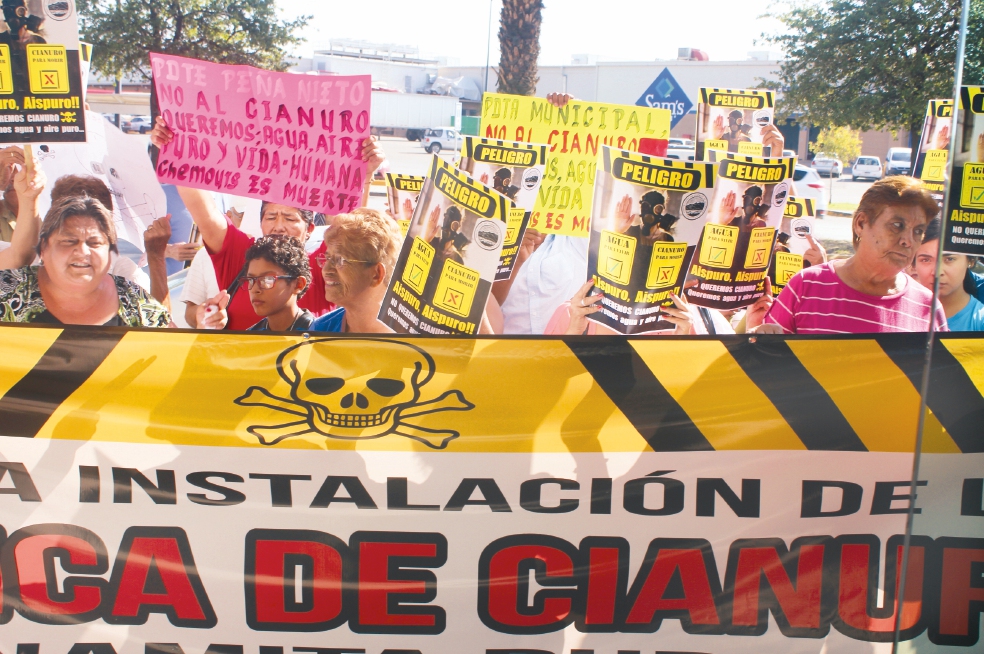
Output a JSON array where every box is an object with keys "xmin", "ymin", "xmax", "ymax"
[{"xmin": 748, "ymin": 176, "xmax": 946, "ymax": 334}]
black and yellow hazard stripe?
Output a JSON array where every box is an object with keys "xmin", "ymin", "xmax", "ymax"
[{"xmin": 0, "ymin": 325, "xmax": 980, "ymax": 454}]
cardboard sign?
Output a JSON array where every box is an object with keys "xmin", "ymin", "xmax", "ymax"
[
  {"xmin": 684, "ymin": 152, "xmax": 796, "ymax": 309},
  {"xmin": 481, "ymin": 93, "xmax": 670, "ymax": 237},
  {"xmin": 587, "ymin": 146, "xmax": 715, "ymax": 333},
  {"xmin": 770, "ymin": 197, "xmax": 818, "ymax": 295},
  {"xmin": 943, "ymin": 87, "xmax": 984, "ymax": 255},
  {"xmin": 151, "ymin": 53, "xmax": 370, "ymax": 214},
  {"xmin": 911, "ymin": 99, "xmax": 954, "ymax": 207},
  {"xmin": 385, "ymin": 172, "xmax": 425, "ymax": 239},
  {"xmin": 379, "ymin": 156, "xmax": 508, "ymax": 335},
  {"xmin": 459, "ymin": 136, "xmax": 548, "ymax": 280},
  {"xmin": 0, "ymin": 1, "xmax": 87, "ymax": 143},
  {"xmin": 696, "ymin": 88, "xmax": 779, "ymax": 160},
  {"xmin": 35, "ymin": 110, "xmax": 167, "ymax": 251}
]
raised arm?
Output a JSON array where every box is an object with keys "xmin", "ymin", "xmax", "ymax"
[
  {"xmin": 0, "ymin": 146, "xmax": 44, "ymax": 270},
  {"xmin": 150, "ymin": 117, "xmax": 229, "ymax": 252},
  {"xmin": 143, "ymin": 214, "xmax": 173, "ymax": 309}
]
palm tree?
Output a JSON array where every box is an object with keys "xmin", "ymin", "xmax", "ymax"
[{"xmin": 496, "ymin": 0, "xmax": 544, "ymax": 96}]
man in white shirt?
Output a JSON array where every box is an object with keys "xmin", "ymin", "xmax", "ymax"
[{"xmin": 500, "ymin": 234, "xmax": 589, "ymax": 334}]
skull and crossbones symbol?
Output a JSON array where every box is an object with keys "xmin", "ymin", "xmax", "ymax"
[{"xmin": 234, "ymin": 338, "xmax": 474, "ymax": 449}]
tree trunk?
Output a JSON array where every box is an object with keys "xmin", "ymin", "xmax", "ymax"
[{"xmin": 496, "ymin": 0, "xmax": 544, "ymax": 96}]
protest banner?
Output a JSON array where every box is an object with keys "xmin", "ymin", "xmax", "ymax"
[
  {"xmin": 459, "ymin": 136, "xmax": 548, "ymax": 280},
  {"xmin": 770, "ymin": 197, "xmax": 818, "ymax": 296},
  {"xmin": 587, "ymin": 146, "xmax": 715, "ymax": 334},
  {"xmin": 913, "ymin": 99, "xmax": 954, "ymax": 204},
  {"xmin": 0, "ymin": 0, "xmax": 87, "ymax": 144},
  {"xmin": 684, "ymin": 152, "xmax": 796, "ymax": 310},
  {"xmin": 379, "ymin": 156, "xmax": 508, "ymax": 335},
  {"xmin": 481, "ymin": 93, "xmax": 671, "ymax": 237},
  {"xmin": 386, "ymin": 172, "xmax": 426, "ymax": 239},
  {"xmin": 695, "ymin": 88, "xmax": 780, "ymax": 160},
  {"xmin": 34, "ymin": 110, "xmax": 167, "ymax": 252},
  {"xmin": 0, "ymin": 325, "xmax": 981, "ymax": 652},
  {"xmin": 150, "ymin": 53, "xmax": 370, "ymax": 214},
  {"xmin": 944, "ymin": 86, "xmax": 984, "ymax": 256}
]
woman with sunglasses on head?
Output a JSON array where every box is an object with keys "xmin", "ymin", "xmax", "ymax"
[
  {"xmin": 311, "ymin": 209, "xmax": 401, "ymax": 334},
  {"xmin": 243, "ymin": 236, "xmax": 314, "ymax": 332}
]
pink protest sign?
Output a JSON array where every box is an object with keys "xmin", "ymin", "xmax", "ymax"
[{"xmin": 150, "ymin": 53, "xmax": 371, "ymax": 214}]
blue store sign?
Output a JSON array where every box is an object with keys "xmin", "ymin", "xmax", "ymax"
[{"xmin": 636, "ymin": 68, "xmax": 693, "ymax": 128}]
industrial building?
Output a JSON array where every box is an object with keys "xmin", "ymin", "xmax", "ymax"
[{"xmin": 289, "ymin": 42, "xmax": 911, "ymax": 161}]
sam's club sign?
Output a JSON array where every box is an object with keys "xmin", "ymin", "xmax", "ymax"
[{"xmin": 636, "ymin": 68, "xmax": 693, "ymax": 128}]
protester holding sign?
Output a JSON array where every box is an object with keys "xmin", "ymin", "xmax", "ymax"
[
  {"xmin": 150, "ymin": 116, "xmax": 386, "ymax": 330},
  {"xmin": 750, "ymin": 177, "xmax": 946, "ymax": 334},
  {"xmin": 915, "ymin": 217, "xmax": 984, "ymax": 331},
  {"xmin": 311, "ymin": 209, "xmax": 401, "ymax": 333},
  {"xmin": 0, "ymin": 195, "xmax": 169, "ymax": 326}
]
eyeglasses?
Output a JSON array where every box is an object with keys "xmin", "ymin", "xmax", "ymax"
[
  {"xmin": 316, "ymin": 254, "xmax": 373, "ymax": 269},
  {"xmin": 245, "ymin": 275, "xmax": 296, "ymax": 290}
]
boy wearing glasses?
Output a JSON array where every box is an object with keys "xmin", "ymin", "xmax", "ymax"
[{"xmin": 244, "ymin": 236, "xmax": 315, "ymax": 332}]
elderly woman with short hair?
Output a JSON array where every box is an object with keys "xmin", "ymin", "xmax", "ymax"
[
  {"xmin": 0, "ymin": 196, "xmax": 170, "ymax": 327},
  {"xmin": 311, "ymin": 209, "xmax": 402, "ymax": 333},
  {"xmin": 748, "ymin": 176, "xmax": 946, "ymax": 333}
]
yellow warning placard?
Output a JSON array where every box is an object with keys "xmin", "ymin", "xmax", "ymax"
[
  {"xmin": 744, "ymin": 227, "xmax": 776, "ymax": 269},
  {"xmin": 698, "ymin": 224, "xmax": 739, "ymax": 268},
  {"xmin": 402, "ymin": 237, "xmax": 434, "ymax": 295},
  {"xmin": 505, "ymin": 207, "xmax": 525, "ymax": 246},
  {"xmin": 598, "ymin": 229, "xmax": 636, "ymax": 285},
  {"xmin": 738, "ymin": 142, "xmax": 765, "ymax": 156},
  {"xmin": 0, "ymin": 45, "xmax": 12, "ymax": 95},
  {"xmin": 646, "ymin": 241, "xmax": 688, "ymax": 289},
  {"xmin": 26, "ymin": 44, "xmax": 70, "ymax": 94},
  {"xmin": 398, "ymin": 220, "xmax": 411, "ymax": 239},
  {"xmin": 433, "ymin": 258, "xmax": 480, "ymax": 317},
  {"xmin": 774, "ymin": 252, "xmax": 803, "ymax": 287},
  {"xmin": 923, "ymin": 150, "xmax": 948, "ymax": 183},
  {"xmin": 705, "ymin": 139, "xmax": 728, "ymax": 153},
  {"xmin": 960, "ymin": 163, "xmax": 984, "ymax": 209}
]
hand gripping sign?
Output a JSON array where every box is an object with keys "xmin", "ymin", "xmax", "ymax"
[{"xmin": 151, "ymin": 53, "xmax": 371, "ymax": 214}]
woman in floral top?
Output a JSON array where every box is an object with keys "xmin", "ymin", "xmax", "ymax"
[{"xmin": 0, "ymin": 195, "xmax": 169, "ymax": 327}]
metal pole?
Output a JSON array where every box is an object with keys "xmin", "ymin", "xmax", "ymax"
[
  {"xmin": 484, "ymin": 0, "xmax": 494, "ymax": 94},
  {"xmin": 891, "ymin": 0, "xmax": 971, "ymax": 651}
]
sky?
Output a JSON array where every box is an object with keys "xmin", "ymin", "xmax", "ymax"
[{"xmin": 275, "ymin": 0, "xmax": 788, "ymax": 66}]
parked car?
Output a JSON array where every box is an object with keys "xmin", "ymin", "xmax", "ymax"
[
  {"xmin": 665, "ymin": 147, "xmax": 695, "ymax": 161},
  {"xmin": 811, "ymin": 154, "xmax": 843, "ymax": 177},
  {"xmin": 421, "ymin": 127, "xmax": 462, "ymax": 154},
  {"xmin": 668, "ymin": 137, "xmax": 695, "ymax": 149},
  {"xmin": 885, "ymin": 147, "xmax": 913, "ymax": 176},
  {"xmin": 793, "ymin": 164, "xmax": 828, "ymax": 218},
  {"xmin": 122, "ymin": 116, "xmax": 152, "ymax": 134},
  {"xmin": 782, "ymin": 149, "xmax": 798, "ymax": 158},
  {"xmin": 851, "ymin": 156, "xmax": 883, "ymax": 181}
]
